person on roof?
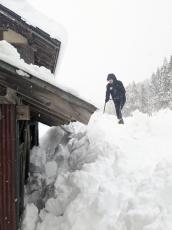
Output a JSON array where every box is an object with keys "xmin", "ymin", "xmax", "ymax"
[{"xmin": 105, "ymin": 73, "xmax": 126, "ymax": 124}]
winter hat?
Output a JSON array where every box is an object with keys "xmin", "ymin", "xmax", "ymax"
[{"xmin": 107, "ymin": 73, "xmax": 117, "ymax": 81}]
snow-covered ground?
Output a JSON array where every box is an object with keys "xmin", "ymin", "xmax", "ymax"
[{"xmin": 22, "ymin": 109, "xmax": 172, "ymax": 230}]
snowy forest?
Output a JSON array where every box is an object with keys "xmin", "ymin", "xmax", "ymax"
[{"xmin": 121, "ymin": 57, "xmax": 172, "ymax": 116}]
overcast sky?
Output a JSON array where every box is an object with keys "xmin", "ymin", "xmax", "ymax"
[{"xmin": 2, "ymin": 0, "xmax": 172, "ymax": 107}]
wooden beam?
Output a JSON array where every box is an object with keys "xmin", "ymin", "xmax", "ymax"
[
  {"xmin": 0, "ymin": 30, "xmax": 3, "ymax": 40},
  {"xmin": 0, "ymin": 84, "xmax": 6, "ymax": 96}
]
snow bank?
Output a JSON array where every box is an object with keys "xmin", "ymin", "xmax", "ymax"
[{"xmin": 23, "ymin": 109, "xmax": 172, "ymax": 230}]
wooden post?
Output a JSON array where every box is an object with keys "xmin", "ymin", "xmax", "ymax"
[
  {"xmin": 0, "ymin": 104, "xmax": 17, "ymax": 230},
  {"xmin": 0, "ymin": 90, "xmax": 31, "ymax": 230}
]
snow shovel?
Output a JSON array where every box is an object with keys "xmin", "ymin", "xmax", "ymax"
[{"xmin": 103, "ymin": 102, "xmax": 106, "ymax": 113}]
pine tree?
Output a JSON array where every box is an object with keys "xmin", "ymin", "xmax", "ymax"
[
  {"xmin": 140, "ymin": 82, "xmax": 149, "ymax": 114},
  {"xmin": 123, "ymin": 56, "xmax": 172, "ymax": 116}
]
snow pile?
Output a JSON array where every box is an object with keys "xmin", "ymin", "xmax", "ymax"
[{"xmin": 22, "ymin": 109, "xmax": 172, "ymax": 230}]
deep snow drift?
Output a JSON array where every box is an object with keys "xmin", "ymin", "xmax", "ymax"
[{"xmin": 22, "ymin": 110, "xmax": 172, "ymax": 230}]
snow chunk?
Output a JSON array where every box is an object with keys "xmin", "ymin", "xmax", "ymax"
[
  {"xmin": 16, "ymin": 69, "xmax": 30, "ymax": 77},
  {"xmin": 45, "ymin": 161, "xmax": 57, "ymax": 185},
  {"xmin": 0, "ymin": 40, "xmax": 20, "ymax": 58},
  {"xmin": 22, "ymin": 203, "xmax": 38, "ymax": 230}
]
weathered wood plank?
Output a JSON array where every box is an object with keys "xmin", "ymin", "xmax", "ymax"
[{"xmin": 16, "ymin": 105, "xmax": 30, "ymax": 120}]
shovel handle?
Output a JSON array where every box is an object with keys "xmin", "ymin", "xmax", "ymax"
[{"xmin": 103, "ymin": 102, "xmax": 106, "ymax": 113}]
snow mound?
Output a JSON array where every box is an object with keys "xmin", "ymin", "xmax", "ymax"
[{"xmin": 22, "ymin": 110, "xmax": 172, "ymax": 230}]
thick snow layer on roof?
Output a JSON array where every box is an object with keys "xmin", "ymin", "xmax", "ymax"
[
  {"xmin": 0, "ymin": 40, "xmax": 83, "ymax": 98},
  {"xmin": 22, "ymin": 109, "xmax": 172, "ymax": 230}
]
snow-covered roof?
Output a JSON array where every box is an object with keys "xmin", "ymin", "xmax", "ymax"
[
  {"xmin": 0, "ymin": 40, "xmax": 80, "ymax": 97},
  {"xmin": 0, "ymin": 3, "xmax": 63, "ymax": 73},
  {"xmin": 0, "ymin": 0, "xmax": 67, "ymax": 42},
  {"xmin": 0, "ymin": 57, "xmax": 97, "ymax": 125},
  {"xmin": 0, "ymin": 2, "xmax": 97, "ymax": 125},
  {"xmin": 0, "ymin": 0, "xmax": 67, "ymax": 75}
]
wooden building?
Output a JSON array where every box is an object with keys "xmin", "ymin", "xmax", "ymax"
[{"xmin": 0, "ymin": 4, "xmax": 96, "ymax": 230}]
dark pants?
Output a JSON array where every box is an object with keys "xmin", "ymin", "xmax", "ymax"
[
  {"xmin": 113, "ymin": 96, "xmax": 126, "ymax": 119},
  {"xmin": 120, "ymin": 95, "xmax": 126, "ymax": 110}
]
